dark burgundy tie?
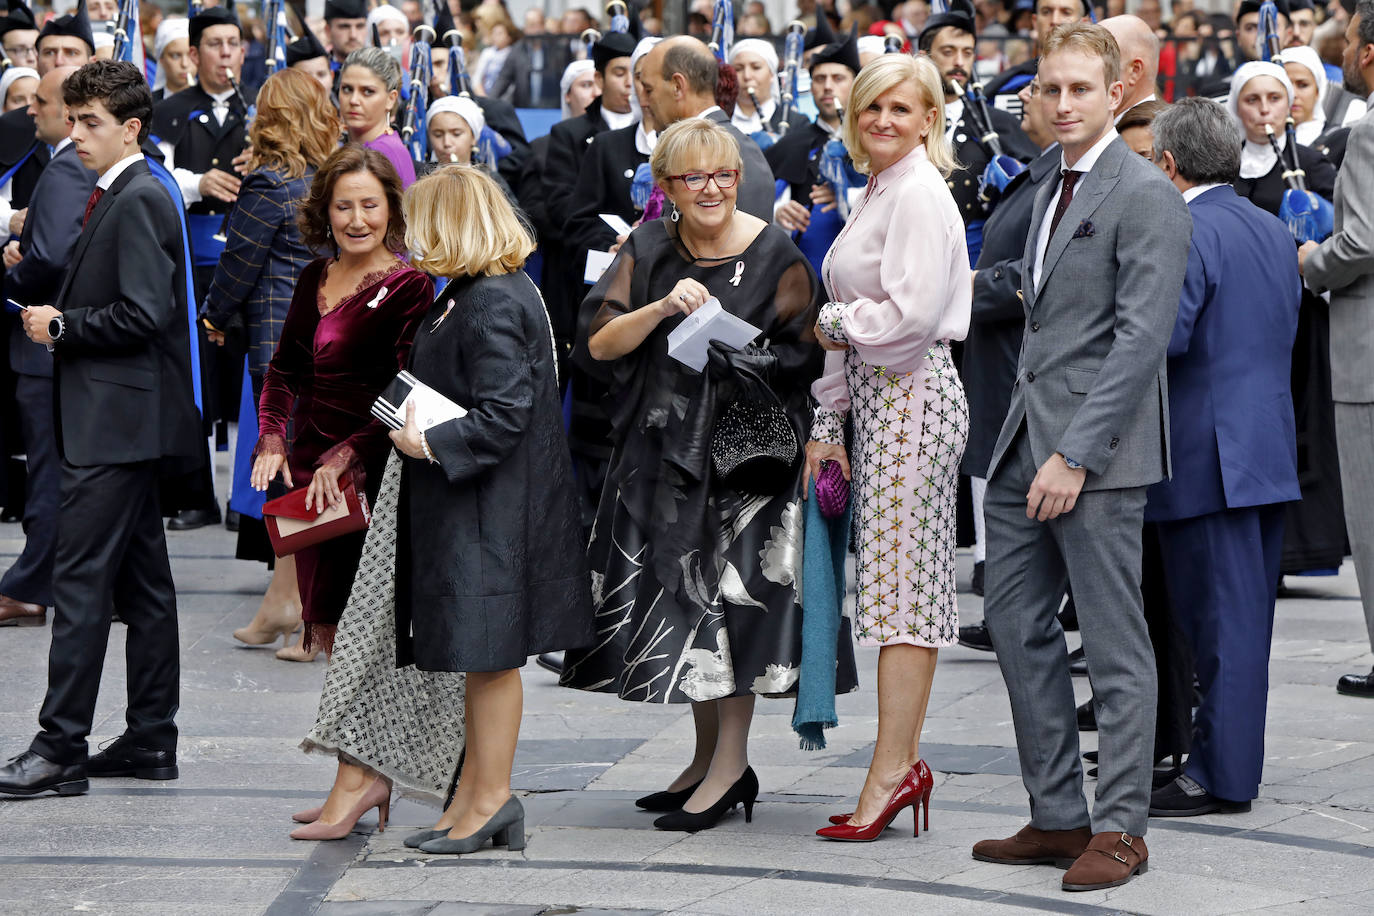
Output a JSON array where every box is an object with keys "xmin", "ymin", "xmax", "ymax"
[
  {"xmin": 82, "ymin": 187, "xmax": 104, "ymax": 227},
  {"xmin": 1048, "ymin": 170, "xmax": 1080, "ymax": 242}
]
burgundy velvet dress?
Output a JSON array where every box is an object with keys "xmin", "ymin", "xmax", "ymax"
[{"xmin": 258, "ymin": 256, "xmax": 433, "ymax": 649}]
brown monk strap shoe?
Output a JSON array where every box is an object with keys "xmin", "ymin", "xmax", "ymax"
[
  {"xmin": 0, "ymin": 594, "xmax": 45, "ymax": 627},
  {"xmin": 972, "ymin": 824, "xmax": 1093, "ymax": 868},
  {"xmin": 1062, "ymin": 831, "xmax": 1148, "ymax": 891}
]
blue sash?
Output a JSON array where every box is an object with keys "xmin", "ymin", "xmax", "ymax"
[
  {"xmin": 229, "ymin": 359, "xmax": 266, "ymax": 519},
  {"xmin": 797, "ymin": 204, "xmax": 843, "ymax": 279},
  {"xmin": 0, "ymin": 145, "xmax": 38, "ymax": 193},
  {"xmin": 144, "ymin": 155, "xmax": 205, "ymax": 415},
  {"xmin": 187, "ymin": 212, "xmax": 227, "ymax": 267},
  {"xmin": 965, "ymin": 220, "xmax": 985, "ymax": 268}
]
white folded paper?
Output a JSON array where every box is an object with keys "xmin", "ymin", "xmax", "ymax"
[
  {"xmin": 371, "ymin": 370, "xmax": 467, "ymax": 432},
  {"xmin": 666, "ymin": 297, "xmax": 762, "ymax": 372},
  {"xmin": 584, "ymin": 248, "xmax": 615, "ymax": 284}
]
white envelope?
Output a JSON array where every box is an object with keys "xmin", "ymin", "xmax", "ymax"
[
  {"xmin": 666, "ymin": 297, "xmax": 762, "ymax": 372},
  {"xmin": 584, "ymin": 249, "xmax": 615, "ymax": 284}
]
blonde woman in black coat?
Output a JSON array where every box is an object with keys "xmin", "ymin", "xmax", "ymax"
[{"xmin": 387, "ymin": 165, "xmax": 595, "ymax": 854}]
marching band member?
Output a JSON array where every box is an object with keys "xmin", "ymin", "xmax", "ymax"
[
  {"xmin": 285, "ymin": 17, "xmax": 332, "ymax": 94},
  {"xmin": 151, "ymin": 17, "xmax": 192, "ymax": 102},
  {"xmin": 728, "ymin": 38, "xmax": 808, "ymax": 138}
]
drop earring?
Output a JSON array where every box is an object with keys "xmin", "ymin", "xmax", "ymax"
[{"xmin": 670, "ymin": 204, "xmax": 680, "ymax": 223}]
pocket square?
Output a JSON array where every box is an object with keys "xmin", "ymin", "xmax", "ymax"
[{"xmin": 1071, "ymin": 220, "xmax": 1095, "ymax": 239}]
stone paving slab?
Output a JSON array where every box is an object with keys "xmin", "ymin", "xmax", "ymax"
[{"xmin": 3, "ymin": 452, "xmax": 1374, "ymax": 915}]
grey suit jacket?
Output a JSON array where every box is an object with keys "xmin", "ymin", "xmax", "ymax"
[
  {"xmin": 986, "ymin": 136, "xmax": 1192, "ymax": 491},
  {"xmin": 702, "ymin": 108, "xmax": 776, "ymax": 223},
  {"xmin": 1304, "ymin": 107, "xmax": 1374, "ymax": 404}
]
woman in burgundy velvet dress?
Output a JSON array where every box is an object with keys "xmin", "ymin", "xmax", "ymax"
[{"xmin": 251, "ymin": 146, "xmax": 433, "ymax": 663}]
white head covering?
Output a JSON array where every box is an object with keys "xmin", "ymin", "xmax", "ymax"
[
  {"xmin": 729, "ymin": 38, "xmax": 778, "ymax": 73},
  {"xmin": 367, "ymin": 3, "xmax": 409, "ymax": 30},
  {"xmin": 0, "ymin": 67, "xmax": 36, "ymax": 108},
  {"xmin": 1278, "ymin": 45, "xmax": 1328, "ymax": 109},
  {"xmin": 1225, "ymin": 60, "xmax": 1294, "ymax": 122},
  {"xmin": 857, "ymin": 35, "xmax": 886, "ymax": 58},
  {"xmin": 629, "ymin": 37, "xmax": 661, "ymax": 124},
  {"xmin": 427, "ymin": 93, "xmax": 485, "ymax": 140},
  {"xmin": 153, "ymin": 18, "xmax": 189, "ymax": 92},
  {"xmin": 93, "ymin": 30, "xmax": 115, "ymax": 52},
  {"xmin": 560, "ymin": 59, "xmax": 596, "ymax": 118}
]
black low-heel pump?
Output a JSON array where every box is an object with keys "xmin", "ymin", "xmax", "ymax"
[
  {"xmin": 635, "ymin": 778, "xmax": 703, "ymax": 812},
  {"xmin": 652, "ymin": 767, "xmax": 758, "ymax": 832}
]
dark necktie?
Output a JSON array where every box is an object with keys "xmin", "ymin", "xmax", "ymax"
[
  {"xmin": 1048, "ymin": 169, "xmax": 1081, "ymax": 242},
  {"xmin": 82, "ymin": 187, "xmax": 104, "ymax": 227}
]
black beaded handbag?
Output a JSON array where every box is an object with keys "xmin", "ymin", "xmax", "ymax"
[{"xmin": 709, "ymin": 344, "xmax": 799, "ymax": 495}]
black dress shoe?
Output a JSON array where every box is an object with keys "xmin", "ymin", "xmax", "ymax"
[
  {"xmin": 88, "ymin": 735, "xmax": 178, "ymax": 780},
  {"xmin": 1067, "ymin": 646, "xmax": 1088, "ymax": 676},
  {"xmin": 1077, "ymin": 699, "xmax": 1097, "ymax": 731},
  {"xmin": 957, "ymin": 623, "xmax": 995, "ymax": 652},
  {"xmin": 536, "ymin": 652, "xmax": 564, "ymax": 674},
  {"xmin": 0, "ymin": 749, "xmax": 88, "ymax": 796},
  {"xmin": 971, "ymin": 561, "xmax": 985, "ymax": 597},
  {"xmin": 225, "ymin": 508, "xmax": 241, "ymax": 532},
  {"xmin": 653, "ymin": 767, "xmax": 758, "ymax": 831},
  {"xmin": 167, "ymin": 507, "xmax": 222, "ymax": 531},
  {"xmin": 1337, "ymin": 668, "xmax": 1374, "ymax": 698},
  {"xmin": 1150, "ymin": 774, "xmax": 1251, "ymax": 817}
]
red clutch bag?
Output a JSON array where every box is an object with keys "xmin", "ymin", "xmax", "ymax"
[{"xmin": 262, "ymin": 480, "xmax": 371, "ymax": 557}]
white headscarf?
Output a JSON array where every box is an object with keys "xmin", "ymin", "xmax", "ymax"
[
  {"xmin": 367, "ymin": 4, "xmax": 408, "ymax": 30},
  {"xmin": 629, "ymin": 37, "xmax": 661, "ymax": 126},
  {"xmin": 729, "ymin": 38, "xmax": 778, "ymax": 74},
  {"xmin": 0, "ymin": 67, "xmax": 36, "ymax": 109},
  {"xmin": 427, "ymin": 94, "xmax": 485, "ymax": 139},
  {"xmin": 1278, "ymin": 45, "xmax": 1328, "ymax": 144},
  {"xmin": 560, "ymin": 59, "xmax": 595, "ymax": 119},
  {"xmin": 153, "ymin": 18, "xmax": 189, "ymax": 92},
  {"xmin": 1226, "ymin": 62, "xmax": 1295, "ymax": 180},
  {"xmin": 857, "ymin": 35, "xmax": 886, "ymax": 59}
]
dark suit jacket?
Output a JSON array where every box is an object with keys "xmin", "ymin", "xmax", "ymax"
[
  {"xmin": 490, "ymin": 37, "xmax": 572, "ymax": 109},
  {"xmin": 1146, "ymin": 185, "xmax": 1301, "ymax": 522},
  {"xmin": 702, "ymin": 108, "xmax": 775, "ymax": 222},
  {"xmin": 52, "ymin": 158, "xmax": 201, "ymax": 467},
  {"xmin": 961, "ymin": 145, "xmax": 1059, "ymax": 476},
  {"xmin": 566, "ymin": 123, "xmax": 649, "ymax": 259},
  {"xmin": 0, "ymin": 107, "xmax": 49, "ymax": 209},
  {"xmin": 947, "ymin": 105, "xmax": 1040, "ymax": 226},
  {"xmin": 7, "ymin": 143, "xmax": 96, "ymax": 380},
  {"xmin": 544, "ymin": 99, "xmax": 612, "ymax": 228},
  {"xmin": 475, "ymin": 96, "xmax": 532, "ymax": 185}
]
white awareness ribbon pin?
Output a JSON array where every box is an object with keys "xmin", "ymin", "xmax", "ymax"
[
  {"xmin": 365, "ymin": 286, "xmax": 388, "ymax": 309},
  {"xmin": 729, "ymin": 260, "xmax": 745, "ymax": 287}
]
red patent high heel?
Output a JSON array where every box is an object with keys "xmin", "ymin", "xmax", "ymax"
[
  {"xmin": 829, "ymin": 759, "xmax": 935, "ymax": 828},
  {"xmin": 816, "ymin": 763, "xmax": 929, "ymax": 842}
]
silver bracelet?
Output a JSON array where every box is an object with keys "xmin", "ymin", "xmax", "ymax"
[{"xmin": 418, "ymin": 429, "xmax": 437, "ymax": 464}]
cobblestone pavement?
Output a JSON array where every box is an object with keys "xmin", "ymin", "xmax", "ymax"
[{"xmin": 3, "ymin": 466, "xmax": 1374, "ymax": 915}]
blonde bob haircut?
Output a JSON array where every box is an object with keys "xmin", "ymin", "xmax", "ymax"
[
  {"xmin": 650, "ymin": 119, "xmax": 744, "ymax": 188},
  {"xmin": 404, "ymin": 165, "xmax": 535, "ymax": 277},
  {"xmin": 842, "ymin": 54, "xmax": 959, "ymax": 177}
]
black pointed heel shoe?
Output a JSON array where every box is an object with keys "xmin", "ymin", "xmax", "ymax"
[
  {"xmin": 652, "ymin": 767, "xmax": 758, "ymax": 832},
  {"xmin": 635, "ymin": 778, "xmax": 703, "ymax": 812}
]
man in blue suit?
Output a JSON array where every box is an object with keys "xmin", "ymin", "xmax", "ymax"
[{"xmin": 1145, "ymin": 98, "xmax": 1301, "ymax": 817}]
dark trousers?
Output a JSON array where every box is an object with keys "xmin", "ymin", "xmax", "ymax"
[
  {"xmin": 0, "ymin": 374, "xmax": 58, "ymax": 606},
  {"xmin": 1156, "ymin": 504, "xmax": 1284, "ymax": 802},
  {"xmin": 31, "ymin": 460, "xmax": 180, "ymax": 764}
]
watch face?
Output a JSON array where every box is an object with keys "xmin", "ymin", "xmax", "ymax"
[{"xmin": 48, "ymin": 317, "xmax": 61, "ymax": 340}]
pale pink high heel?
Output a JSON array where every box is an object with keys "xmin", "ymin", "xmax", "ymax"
[
  {"xmin": 292, "ymin": 805, "xmax": 324, "ymax": 824},
  {"xmin": 289, "ymin": 777, "xmax": 391, "ymax": 840}
]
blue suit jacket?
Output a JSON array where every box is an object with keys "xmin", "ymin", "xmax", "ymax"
[{"xmin": 1145, "ymin": 185, "xmax": 1302, "ymax": 522}]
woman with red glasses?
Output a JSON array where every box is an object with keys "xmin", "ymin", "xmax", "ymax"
[{"xmin": 560, "ymin": 119, "xmax": 858, "ymax": 832}]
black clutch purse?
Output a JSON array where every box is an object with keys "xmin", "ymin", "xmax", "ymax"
[{"xmin": 708, "ymin": 343, "xmax": 799, "ymax": 495}]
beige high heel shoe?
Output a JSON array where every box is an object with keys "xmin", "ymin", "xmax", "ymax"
[
  {"xmin": 275, "ymin": 631, "xmax": 321, "ymax": 662},
  {"xmin": 290, "ymin": 776, "xmax": 391, "ymax": 840},
  {"xmin": 233, "ymin": 613, "xmax": 301, "ymax": 647}
]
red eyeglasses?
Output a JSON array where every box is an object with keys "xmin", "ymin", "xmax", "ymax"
[{"xmin": 666, "ymin": 169, "xmax": 740, "ymax": 191}]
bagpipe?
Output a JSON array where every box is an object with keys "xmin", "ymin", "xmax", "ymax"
[
  {"xmin": 707, "ymin": 0, "xmax": 733, "ymax": 62},
  {"xmin": 437, "ymin": 2, "xmax": 509, "ymax": 171},
  {"xmin": 949, "ymin": 80, "xmax": 1023, "ymax": 208},
  {"xmin": 581, "ymin": 27, "xmax": 601, "ymax": 58},
  {"xmin": 1260, "ymin": 0, "xmax": 1332, "ymax": 243},
  {"xmin": 261, "ymin": 0, "xmax": 290, "ymax": 77},
  {"xmin": 777, "ymin": 21, "xmax": 805, "ymax": 137},
  {"xmin": 400, "ymin": 23, "xmax": 435, "ymax": 162},
  {"xmin": 606, "ymin": 0, "xmax": 631, "ymax": 35}
]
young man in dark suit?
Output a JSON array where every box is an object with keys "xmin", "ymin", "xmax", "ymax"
[{"xmin": 0, "ymin": 59, "xmax": 200, "ymax": 797}]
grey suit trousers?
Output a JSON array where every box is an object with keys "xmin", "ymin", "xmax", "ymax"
[
  {"xmin": 984, "ymin": 429, "xmax": 1157, "ymax": 836},
  {"xmin": 1334, "ymin": 403, "xmax": 1374, "ymax": 650}
]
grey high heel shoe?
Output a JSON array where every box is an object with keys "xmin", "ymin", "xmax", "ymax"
[
  {"xmin": 418, "ymin": 796, "xmax": 526, "ymax": 854},
  {"xmin": 403, "ymin": 828, "xmax": 447, "ymax": 848}
]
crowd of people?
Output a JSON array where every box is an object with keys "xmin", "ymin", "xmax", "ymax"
[{"xmin": 0, "ymin": 0, "xmax": 1370, "ymax": 898}]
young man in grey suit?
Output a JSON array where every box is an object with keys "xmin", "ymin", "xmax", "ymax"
[
  {"xmin": 1299, "ymin": 0, "xmax": 1374, "ymax": 699},
  {"xmin": 971, "ymin": 23, "xmax": 1191, "ymax": 891}
]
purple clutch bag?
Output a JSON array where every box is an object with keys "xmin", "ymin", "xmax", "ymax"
[{"xmin": 816, "ymin": 460, "xmax": 850, "ymax": 519}]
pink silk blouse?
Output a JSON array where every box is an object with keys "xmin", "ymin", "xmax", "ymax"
[{"xmin": 811, "ymin": 143, "xmax": 972, "ymax": 415}]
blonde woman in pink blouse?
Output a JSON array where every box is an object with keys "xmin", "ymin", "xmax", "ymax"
[{"xmin": 806, "ymin": 53, "xmax": 971, "ymax": 843}]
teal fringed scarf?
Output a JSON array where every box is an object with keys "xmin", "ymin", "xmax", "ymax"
[{"xmin": 792, "ymin": 479, "xmax": 852, "ymax": 750}]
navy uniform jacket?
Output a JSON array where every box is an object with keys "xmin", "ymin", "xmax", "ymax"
[
  {"xmin": 945, "ymin": 104, "xmax": 1040, "ymax": 227},
  {"xmin": 1145, "ymin": 185, "xmax": 1302, "ymax": 522},
  {"xmin": 151, "ymin": 84, "xmax": 255, "ymax": 220}
]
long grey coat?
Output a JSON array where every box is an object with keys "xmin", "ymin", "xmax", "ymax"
[
  {"xmin": 986, "ymin": 137, "xmax": 1192, "ymax": 490},
  {"xmin": 395, "ymin": 271, "xmax": 594, "ymax": 673}
]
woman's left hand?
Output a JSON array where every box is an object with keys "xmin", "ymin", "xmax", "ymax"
[
  {"xmin": 304, "ymin": 461, "xmax": 346, "ymax": 514},
  {"xmin": 814, "ymin": 319, "xmax": 849, "ymax": 351},
  {"xmin": 389, "ymin": 401, "xmax": 427, "ymax": 460}
]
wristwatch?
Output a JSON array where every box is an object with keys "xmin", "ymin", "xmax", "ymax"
[{"xmin": 47, "ymin": 314, "xmax": 64, "ymax": 343}]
